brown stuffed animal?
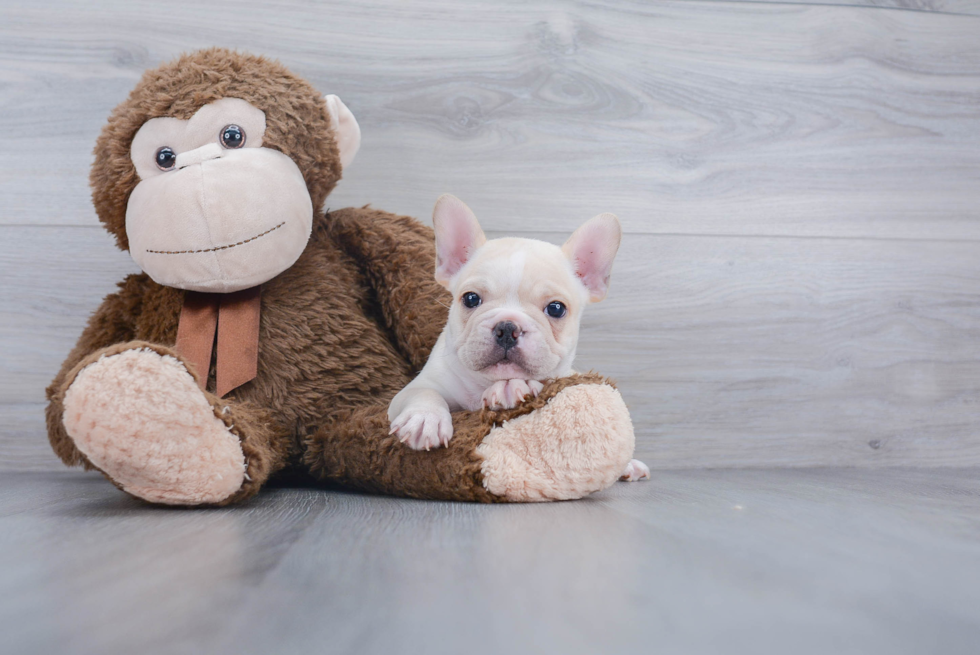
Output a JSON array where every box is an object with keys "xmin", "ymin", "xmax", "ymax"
[{"xmin": 44, "ymin": 48, "xmax": 636, "ymax": 506}]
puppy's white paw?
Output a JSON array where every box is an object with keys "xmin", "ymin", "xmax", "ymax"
[
  {"xmin": 389, "ymin": 407, "xmax": 454, "ymax": 451},
  {"xmin": 482, "ymin": 379, "xmax": 544, "ymax": 410},
  {"xmin": 620, "ymin": 459, "xmax": 650, "ymax": 482}
]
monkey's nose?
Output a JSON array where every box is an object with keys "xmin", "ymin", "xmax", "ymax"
[
  {"xmin": 493, "ymin": 321, "xmax": 521, "ymax": 351},
  {"xmin": 176, "ymin": 143, "xmax": 223, "ymax": 170}
]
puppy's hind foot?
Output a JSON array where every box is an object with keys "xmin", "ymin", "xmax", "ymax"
[{"xmin": 620, "ymin": 459, "xmax": 650, "ymax": 482}]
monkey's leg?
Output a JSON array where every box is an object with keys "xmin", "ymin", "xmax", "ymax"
[
  {"xmin": 304, "ymin": 374, "xmax": 635, "ymax": 502},
  {"xmin": 52, "ymin": 341, "xmax": 289, "ymax": 506}
]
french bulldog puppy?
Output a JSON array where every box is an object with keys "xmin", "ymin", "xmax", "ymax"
[{"xmin": 388, "ymin": 194, "xmax": 649, "ymax": 482}]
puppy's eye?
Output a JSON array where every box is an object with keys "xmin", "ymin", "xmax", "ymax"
[
  {"xmin": 461, "ymin": 292, "xmax": 482, "ymax": 308},
  {"xmin": 220, "ymin": 124, "xmax": 245, "ymax": 149},
  {"xmin": 155, "ymin": 147, "xmax": 176, "ymax": 171},
  {"xmin": 545, "ymin": 301, "xmax": 566, "ymax": 318}
]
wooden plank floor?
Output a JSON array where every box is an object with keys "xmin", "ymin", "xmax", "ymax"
[{"xmin": 1, "ymin": 468, "xmax": 978, "ymax": 654}]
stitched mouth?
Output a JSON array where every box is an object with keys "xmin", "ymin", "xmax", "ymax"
[{"xmin": 146, "ymin": 221, "xmax": 285, "ymax": 255}]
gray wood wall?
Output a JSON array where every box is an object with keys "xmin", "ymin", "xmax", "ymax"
[{"xmin": 1, "ymin": 0, "xmax": 978, "ymax": 471}]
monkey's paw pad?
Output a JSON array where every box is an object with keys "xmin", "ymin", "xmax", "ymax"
[
  {"xmin": 482, "ymin": 379, "xmax": 544, "ymax": 410},
  {"xmin": 62, "ymin": 348, "xmax": 245, "ymax": 505},
  {"xmin": 620, "ymin": 459, "xmax": 650, "ymax": 482},
  {"xmin": 477, "ymin": 383, "xmax": 634, "ymax": 501},
  {"xmin": 390, "ymin": 407, "xmax": 453, "ymax": 451}
]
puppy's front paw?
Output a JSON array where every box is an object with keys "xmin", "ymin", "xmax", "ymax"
[
  {"xmin": 620, "ymin": 459, "xmax": 650, "ymax": 482},
  {"xmin": 482, "ymin": 379, "xmax": 544, "ymax": 410},
  {"xmin": 389, "ymin": 407, "xmax": 453, "ymax": 451}
]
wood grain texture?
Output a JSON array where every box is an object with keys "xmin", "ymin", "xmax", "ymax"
[
  {"xmin": 0, "ymin": 0, "xmax": 979, "ymax": 238},
  {"xmin": 572, "ymin": 231, "xmax": 980, "ymax": 467},
  {"xmin": 0, "ymin": 404, "xmax": 64, "ymax": 472},
  {"xmin": 724, "ymin": 0, "xmax": 980, "ymax": 15},
  {"xmin": 4, "ymin": 226, "xmax": 978, "ymax": 469},
  {"xmin": 1, "ymin": 0, "xmax": 979, "ymax": 470},
  {"xmin": 2, "ymin": 469, "xmax": 978, "ymax": 654},
  {"xmin": 0, "ymin": 472, "xmax": 330, "ymax": 655}
]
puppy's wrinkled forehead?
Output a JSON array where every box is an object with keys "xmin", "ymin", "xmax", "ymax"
[{"xmin": 455, "ymin": 238, "xmax": 583, "ymax": 301}]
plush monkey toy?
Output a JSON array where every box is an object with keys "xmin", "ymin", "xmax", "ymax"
[{"xmin": 45, "ymin": 49, "xmax": 636, "ymax": 505}]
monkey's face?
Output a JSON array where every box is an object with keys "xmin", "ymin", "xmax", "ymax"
[{"xmin": 126, "ymin": 98, "xmax": 314, "ymax": 293}]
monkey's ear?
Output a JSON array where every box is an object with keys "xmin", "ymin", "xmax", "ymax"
[{"xmin": 324, "ymin": 95, "xmax": 361, "ymax": 169}]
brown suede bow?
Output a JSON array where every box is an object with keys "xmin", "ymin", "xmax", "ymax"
[{"xmin": 175, "ymin": 287, "xmax": 261, "ymax": 398}]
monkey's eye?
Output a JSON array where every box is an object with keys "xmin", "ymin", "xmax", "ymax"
[
  {"xmin": 461, "ymin": 292, "xmax": 482, "ymax": 309},
  {"xmin": 220, "ymin": 124, "xmax": 245, "ymax": 149},
  {"xmin": 155, "ymin": 147, "xmax": 176, "ymax": 171},
  {"xmin": 545, "ymin": 301, "xmax": 566, "ymax": 318}
]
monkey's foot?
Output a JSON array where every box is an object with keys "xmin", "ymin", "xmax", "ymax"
[
  {"xmin": 476, "ymin": 381, "xmax": 634, "ymax": 501},
  {"xmin": 62, "ymin": 347, "xmax": 245, "ymax": 505}
]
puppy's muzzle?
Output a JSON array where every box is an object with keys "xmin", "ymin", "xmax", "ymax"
[{"xmin": 493, "ymin": 321, "xmax": 521, "ymax": 351}]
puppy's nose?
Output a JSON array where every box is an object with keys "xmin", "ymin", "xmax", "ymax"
[{"xmin": 493, "ymin": 321, "xmax": 520, "ymax": 350}]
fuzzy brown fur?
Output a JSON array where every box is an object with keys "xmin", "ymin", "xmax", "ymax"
[
  {"xmin": 90, "ymin": 48, "xmax": 341, "ymax": 251},
  {"xmin": 47, "ymin": 204, "xmax": 448, "ymax": 501},
  {"xmin": 46, "ymin": 49, "xmax": 624, "ymax": 505},
  {"xmin": 304, "ymin": 372, "xmax": 614, "ymax": 502}
]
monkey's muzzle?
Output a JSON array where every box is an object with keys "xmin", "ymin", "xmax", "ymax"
[{"xmin": 126, "ymin": 146, "xmax": 314, "ymax": 293}]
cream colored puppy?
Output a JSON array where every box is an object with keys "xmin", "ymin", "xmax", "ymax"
[{"xmin": 388, "ymin": 194, "xmax": 649, "ymax": 482}]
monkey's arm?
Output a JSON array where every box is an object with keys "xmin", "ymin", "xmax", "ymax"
[
  {"xmin": 45, "ymin": 274, "xmax": 146, "ymax": 466},
  {"xmin": 326, "ymin": 206, "xmax": 451, "ymax": 371},
  {"xmin": 305, "ymin": 373, "xmax": 635, "ymax": 502}
]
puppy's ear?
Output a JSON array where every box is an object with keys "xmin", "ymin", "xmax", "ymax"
[
  {"xmin": 562, "ymin": 213, "xmax": 622, "ymax": 302},
  {"xmin": 433, "ymin": 194, "xmax": 486, "ymax": 288},
  {"xmin": 324, "ymin": 95, "xmax": 361, "ymax": 169}
]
